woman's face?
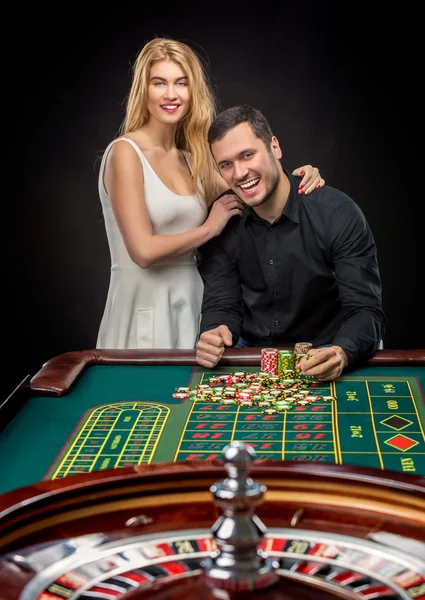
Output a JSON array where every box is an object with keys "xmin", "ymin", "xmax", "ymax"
[{"xmin": 147, "ymin": 60, "xmax": 190, "ymax": 124}]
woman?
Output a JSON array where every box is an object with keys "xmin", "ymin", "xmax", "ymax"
[{"xmin": 97, "ymin": 38, "xmax": 324, "ymax": 350}]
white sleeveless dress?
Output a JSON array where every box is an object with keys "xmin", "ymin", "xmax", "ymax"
[{"xmin": 96, "ymin": 137, "xmax": 208, "ymax": 349}]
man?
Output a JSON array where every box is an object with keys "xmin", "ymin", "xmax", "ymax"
[{"xmin": 196, "ymin": 105, "xmax": 385, "ymax": 381}]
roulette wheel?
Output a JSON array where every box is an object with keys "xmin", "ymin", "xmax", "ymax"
[{"xmin": 0, "ymin": 442, "xmax": 424, "ymax": 599}]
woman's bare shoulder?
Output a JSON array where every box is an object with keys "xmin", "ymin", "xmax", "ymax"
[
  {"xmin": 103, "ymin": 137, "xmax": 145, "ymax": 182},
  {"xmin": 107, "ymin": 136, "xmax": 142, "ymax": 160}
]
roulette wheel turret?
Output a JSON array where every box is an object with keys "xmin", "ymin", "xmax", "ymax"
[{"xmin": 0, "ymin": 442, "xmax": 424, "ymax": 599}]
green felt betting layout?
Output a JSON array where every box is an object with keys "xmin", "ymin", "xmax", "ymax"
[
  {"xmin": 333, "ymin": 377, "xmax": 424, "ymax": 472},
  {"xmin": 0, "ymin": 363, "xmax": 424, "ymax": 495},
  {"xmin": 45, "ymin": 367, "xmax": 425, "ymax": 480}
]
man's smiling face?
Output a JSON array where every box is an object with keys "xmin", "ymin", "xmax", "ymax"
[{"xmin": 211, "ymin": 122, "xmax": 282, "ymax": 208}]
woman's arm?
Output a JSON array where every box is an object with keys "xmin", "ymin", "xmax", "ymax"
[{"xmin": 104, "ymin": 141, "xmax": 242, "ymax": 269}]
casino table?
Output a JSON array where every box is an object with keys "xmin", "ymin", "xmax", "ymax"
[
  {"xmin": 0, "ymin": 348, "xmax": 424, "ymax": 495},
  {"xmin": 0, "ymin": 349, "xmax": 425, "ymax": 600}
]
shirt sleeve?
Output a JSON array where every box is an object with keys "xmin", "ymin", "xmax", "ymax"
[
  {"xmin": 329, "ymin": 200, "xmax": 386, "ymax": 365},
  {"xmin": 198, "ymin": 237, "xmax": 243, "ymax": 344}
]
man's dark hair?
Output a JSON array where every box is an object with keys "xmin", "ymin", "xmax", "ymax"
[{"xmin": 208, "ymin": 105, "xmax": 274, "ymax": 149}]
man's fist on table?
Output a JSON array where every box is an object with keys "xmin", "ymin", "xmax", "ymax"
[{"xmin": 196, "ymin": 325, "xmax": 233, "ymax": 368}]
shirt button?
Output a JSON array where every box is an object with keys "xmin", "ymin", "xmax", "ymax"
[
  {"xmin": 269, "ymin": 259, "xmax": 274, "ymax": 265},
  {"xmin": 273, "ymin": 291, "xmax": 279, "ymax": 297},
  {"xmin": 275, "ymin": 320, "xmax": 280, "ymax": 326}
]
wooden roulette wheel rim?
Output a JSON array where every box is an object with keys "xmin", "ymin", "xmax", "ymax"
[{"xmin": 0, "ymin": 460, "xmax": 424, "ymax": 599}]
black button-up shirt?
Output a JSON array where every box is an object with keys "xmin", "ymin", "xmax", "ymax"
[{"xmin": 198, "ymin": 172, "xmax": 386, "ymax": 365}]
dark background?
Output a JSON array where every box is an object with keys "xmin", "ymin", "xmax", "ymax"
[{"xmin": 7, "ymin": 4, "xmax": 421, "ymax": 395}]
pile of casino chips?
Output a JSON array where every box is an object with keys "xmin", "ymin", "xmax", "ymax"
[
  {"xmin": 262, "ymin": 343, "xmax": 313, "ymax": 375},
  {"xmin": 172, "ymin": 345, "xmax": 336, "ymax": 413}
]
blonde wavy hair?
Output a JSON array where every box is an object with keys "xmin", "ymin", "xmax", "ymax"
[{"xmin": 121, "ymin": 38, "xmax": 220, "ymax": 204}]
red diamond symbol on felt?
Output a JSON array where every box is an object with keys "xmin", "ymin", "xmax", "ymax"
[{"xmin": 384, "ymin": 434, "xmax": 419, "ymax": 452}]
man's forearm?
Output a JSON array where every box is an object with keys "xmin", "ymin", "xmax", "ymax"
[{"xmin": 332, "ymin": 308, "xmax": 386, "ymax": 365}]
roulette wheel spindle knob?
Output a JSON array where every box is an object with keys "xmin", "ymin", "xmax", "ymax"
[{"xmin": 202, "ymin": 441, "xmax": 279, "ymax": 591}]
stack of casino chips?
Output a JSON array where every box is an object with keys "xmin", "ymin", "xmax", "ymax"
[
  {"xmin": 278, "ymin": 350, "xmax": 296, "ymax": 373},
  {"xmin": 293, "ymin": 341, "xmax": 313, "ymax": 370},
  {"xmin": 172, "ymin": 368, "xmax": 335, "ymax": 413},
  {"xmin": 261, "ymin": 348, "xmax": 279, "ymax": 375},
  {"xmin": 261, "ymin": 346, "xmax": 316, "ymax": 383},
  {"xmin": 294, "ymin": 342, "xmax": 313, "ymax": 354}
]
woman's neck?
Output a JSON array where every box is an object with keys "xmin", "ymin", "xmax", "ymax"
[{"xmin": 138, "ymin": 118, "xmax": 179, "ymax": 151}]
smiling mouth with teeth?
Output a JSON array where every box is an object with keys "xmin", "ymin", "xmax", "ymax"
[
  {"xmin": 161, "ymin": 104, "xmax": 179, "ymax": 111},
  {"xmin": 239, "ymin": 177, "xmax": 260, "ymax": 192}
]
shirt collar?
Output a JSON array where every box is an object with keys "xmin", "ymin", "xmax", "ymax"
[{"xmin": 241, "ymin": 169, "xmax": 300, "ymax": 225}]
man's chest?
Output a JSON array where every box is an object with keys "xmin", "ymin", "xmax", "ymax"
[{"xmin": 231, "ymin": 222, "xmax": 331, "ymax": 289}]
